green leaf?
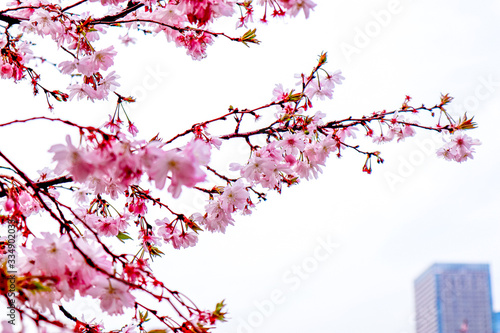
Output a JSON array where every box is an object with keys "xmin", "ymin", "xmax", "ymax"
[
  {"xmin": 29, "ymin": 281, "xmax": 52, "ymax": 293},
  {"xmin": 149, "ymin": 246, "xmax": 164, "ymax": 258},
  {"xmin": 213, "ymin": 300, "xmax": 227, "ymax": 322},
  {"xmin": 239, "ymin": 28, "xmax": 260, "ymax": 47},
  {"xmin": 116, "ymin": 231, "xmax": 133, "ymax": 243},
  {"xmin": 287, "ymin": 90, "xmax": 303, "ymax": 102},
  {"xmin": 139, "ymin": 310, "xmax": 150, "ymax": 323},
  {"xmin": 185, "ymin": 218, "xmax": 203, "ymax": 234}
]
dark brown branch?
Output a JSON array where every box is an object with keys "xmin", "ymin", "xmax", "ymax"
[
  {"xmin": 61, "ymin": 0, "xmax": 88, "ymax": 12},
  {"xmin": 58, "ymin": 306, "xmax": 77, "ymax": 322},
  {"xmin": 0, "ymin": 175, "xmax": 73, "ymax": 198},
  {"xmin": 34, "ymin": 175, "xmax": 74, "ymax": 189},
  {"xmin": 0, "ymin": 13, "xmax": 22, "ymax": 25},
  {"xmin": 94, "ymin": 1, "xmax": 144, "ymax": 23}
]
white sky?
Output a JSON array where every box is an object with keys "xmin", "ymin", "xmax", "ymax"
[{"xmin": 1, "ymin": 0, "xmax": 500, "ymax": 332}]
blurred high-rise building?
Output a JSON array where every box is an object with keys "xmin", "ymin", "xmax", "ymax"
[
  {"xmin": 494, "ymin": 312, "xmax": 500, "ymax": 333},
  {"xmin": 414, "ymin": 263, "xmax": 494, "ymax": 333}
]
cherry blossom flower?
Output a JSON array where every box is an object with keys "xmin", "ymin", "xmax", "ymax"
[
  {"xmin": 307, "ymin": 111, "xmax": 327, "ymax": 132},
  {"xmin": 155, "ymin": 217, "xmax": 172, "ymax": 238},
  {"xmin": 280, "ymin": 0, "xmax": 317, "ymax": 18},
  {"xmin": 28, "ymin": 232, "xmax": 74, "ymax": 276},
  {"xmin": 27, "ymin": 8, "xmax": 62, "ymax": 37},
  {"xmin": 151, "ymin": 6, "xmax": 186, "ymax": 41},
  {"xmin": 4, "ymin": 197, "xmax": 16, "ymax": 212},
  {"xmin": 123, "ymin": 259, "xmax": 149, "ymax": 285},
  {"xmin": 139, "ymin": 226, "xmax": 163, "ymax": 249},
  {"xmin": 305, "ymin": 79, "xmax": 334, "ymax": 100},
  {"xmin": 277, "ymin": 133, "xmax": 306, "ymax": 155},
  {"xmin": 241, "ymin": 155, "xmax": 276, "ymax": 184},
  {"xmin": 87, "ymin": 278, "xmax": 135, "ymax": 315},
  {"xmin": 220, "ymin": 179, "xmax": 249, "ymax": 212},
  {"xmin": 92, "ymin": 46, "xmax": 117, "ymax": 72},
  {"xmin": 155, "ymin": 219, "xmax": 197, "ymax": 249},
  {"xmin": 128, "ymin": 197, "xmax": 147, "ymax": 215},
  {"xmin": 49, "ymin": 135, "xmax": 95, "ymax": 181},
  {"xmin": 322, "ymin": 70, "xmax": 345, "ymax": 89},
  {"xmin": 92, "ymin": 216, "xmax": 126, "ymax": 237},
  {"xmin": 1, "ymin": 63, "xmax": 13, "ymax": 78},
  {"xmin": 184, "ymin": 139, "xmax": 211, "ymax": 165},
  {"xmin": 97, "ymin": 71, "xmax": 121, "ymax": 99},
  {"xmin": 171, "ymin": 231, "xmax": 198, "ymax": 249},
  {"xmin": 175, "ymin": 31, "xmax": 214, "ymax": 60},
  {"xmin": 398, "ymin": 124, "xmax": 417, "ymax": 141},
  {"xmin": 373, "ymin": 133, "xmax": 393, "ymax": 144},
  {"xmin": 119, "ymin": 34, "xmax": 137, "ymax": 46},
  {"xmin": 68, "ymin": 84, "xmax": 98, "ymax": 101},
  {"xmin": 75, "ymin": 56, "xmax": 96, "ymax": 77},
  {"xmin": 103, "ymin": 114, "xmax": 122, "ymax": 133},
  {"xmin": 128, "ymin": 121, "xmax": 139, "ymax": 136},
  {"xmin": 310, "ymin": 135, "xmax": 338, "ymax": 163},
  {"xmin": 294, "ymin": 158, "xmax": 323, "ymax": 180},
  {"xmin": 191, "ymin": 310, "xmax": 217, "ymax": 326},
  {"xmin": 1, "ymin": 321, "xmax": 16, "ymax": 333},
  {"xmin": 58, "ymin": 60, "xmax": 77, "ymax": 74},
  {"xmin": 272, "ymin": 83, "xmax": 289, "ymax": 101},
  {"xmin": 147, "ymin": 141, "xmax": 208, "ymax": 198},
  {"xmin": 337, "ymin": 127, "xmax": 358, "ymax": 141},
  {"xmin": 18, "ymin": 191, "xmax": 41, "ymax": 217},
  {"xmin": 437, "ymin": 132, "xmax": 481, "ymax": 163},
  {"xmin": 193, "ymin": 200, "xmax": 236, "ymax": 233},
  {"xmin": 208, "ymin": 136, "xmax": 222, "ymax": 149}
]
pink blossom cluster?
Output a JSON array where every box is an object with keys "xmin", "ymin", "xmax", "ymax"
[
  {"xmin": 19, "ymin": 232, "xmax": 135, "ymax": 316},
  {"xmin": 20, "ymin": 8, "xmax": 65, "ymax": 38},
  {"xmin": 192, "ymin": 179, "xmax": 250, "ymax": 233},
  {"xmin": 49, "ymin": 135, "xmax": 211, "ymax": 199},
  {"xmin": 304, "ymin": 70, "xmax": 344, "ymax": 100},
  {"xmin": 237, "ymin": 127, "xmax": 339, "ymax": 183},
  {"xmin": 127, "ymin": 4, "xmax": 221, "ymax": 60},
  {"xmin": 155, "ymin": 217, "xmax": 198, "ymax": 249},
  {"xmin": 0, "ymin": 37, "xmax": 30, "ymax": 81},
  {"xmin": 84, "ymin": 213, "xmax": 129, "ymax": 237},
  {"xmin": 372, "ymin": 113, "xmax": 417, "ymax": 144},
  {"xmin": 13, "ymin": 4, "xmax": 121, "ymax": 100},
  {"xmin": 179, "ymin": 70, "xmax": 348, "ymax": 234},
  {"xmin": 0, "ymin": 58, "xmax": 23, "ymax": 81},
  {"xmin": 437, "ymin": 131, "xmax": 481, "ymax": 163},
  {"xmin": 192, "ymin": 116, "xmax": 347, "ymax": 233},
  {"xmin": 178, "ymin": 0, "xmax": 235, "ymax": 26},
  {"xmin": 58, "ymin": 46, "xmax": 120, "ymax": 101},
  {"xmin": 1, "ymin": 0, "xmax": 318, "ymax": 97},
  {"xmin": 279, "ymin": 0, "xmax": 317, "ymax": 18},
  {"xmin": 273, "ymin": 69, "xmax": 345, "ymax": 118},
  {"xmin": 255, "ymin": 0, "xmax": 317, "ymax": 19},
  {"xmin": 175, "ymin": 31, "xmax": 215, "ymax": 61},
  {"xmin": 3, "ymin": 190, "xmax": 41, "ymax": 218}
]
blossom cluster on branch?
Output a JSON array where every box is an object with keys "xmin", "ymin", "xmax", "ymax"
[
  {"xmin": 0, "ymin": 0, "xmax": 316, "ymax": 107},
  {"xmin": 0, "ymin": 1, "xmax": 480, "ymax": 333}
]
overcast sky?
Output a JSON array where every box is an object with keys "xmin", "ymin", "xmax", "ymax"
[{"xmin": 1, "ymin": 1, "xmax": 500, "ymax": 333}]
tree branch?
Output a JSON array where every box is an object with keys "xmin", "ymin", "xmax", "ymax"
[
  {"xmin": 94, "ymin": 1, "xmax": 144, "ymax": 23},
  {"xmin": 0, "ymin": 13, "xmax": 21, "ymax": 25},
  {"xmin": 0, "ymin": 175, "xmax": 73, "ymax": 198}
]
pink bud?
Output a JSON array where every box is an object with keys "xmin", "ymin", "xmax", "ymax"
[{"xmin": 5, "ymin": 198, "xmax": 15, "ymax": 212}]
